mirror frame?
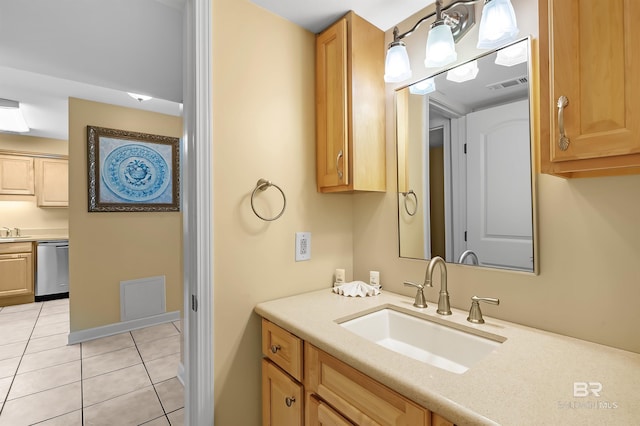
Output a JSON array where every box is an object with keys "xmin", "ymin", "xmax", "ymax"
[{"xmin": 394, "ymin": 36, "xmax": 539, "ymax": 275}]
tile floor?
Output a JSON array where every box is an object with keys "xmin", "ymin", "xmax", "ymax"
[{"xmin": 0, "ymin": 298, "xmax": 184, "ymax": 425}]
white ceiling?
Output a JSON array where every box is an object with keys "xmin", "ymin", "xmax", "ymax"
[
  {"xmin": 0, "ymin": 0, "xmax": 431, "ymax": 141},
  {"xmin": 0, "ymin": 0, "xmax": 184, "ymax": 141},
  {"xmin": 250, "ymin": 0, "xmax": 434, "ymax": 33}
]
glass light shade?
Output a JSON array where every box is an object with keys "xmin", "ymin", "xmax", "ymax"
[
  {"xmin": 0, "ymin": 105, "xmax": 29, "ymax": 133},
  {"xmin": 409, "ymin": 78, "xmax": 436, "ymax": 95},
  {"xmin": 424, "ymin": 23, "xmax": 457, "ymax": 68},
  {"xmin": 495, "ymin": 40, "xmax": 528, "ymax": 66},
  {"xmin": 384, "ymin": 42, "xmax": 412, "ymax": 83},
  {"xmin": 477, "ymin": 0, "xmax": 519, "ymax": 49},
  {"xmin": 127, "ymin": 92, "xmax": 153, "ymax": 102},
  {"xmin": 446, "ymin": 60, "xmax": 479, "ymax": 83}
]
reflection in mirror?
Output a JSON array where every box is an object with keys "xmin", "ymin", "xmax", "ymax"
[{"xmin": 396, "ymin": 38, "xmax": 535, "ymax": 272}]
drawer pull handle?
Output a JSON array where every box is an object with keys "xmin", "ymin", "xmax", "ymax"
[
  {"xmin": 285, "ymin": 396, "xmax": 296, "ymax": 407},
  {"xmin": 270, "ymin": 344, "xmax": 281, "ymax": 354},
  {"xmin": 557, "ymin": 95, "xmax": 570, "ymax": 151}
]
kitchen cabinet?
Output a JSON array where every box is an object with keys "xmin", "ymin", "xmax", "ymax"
[
  {"xmin": 0, "ymin": 242, "xmax": 35, "ymax": 306},
  {"xmin": 539, "ymin": 0, "xmax": 640, "ymax": 177},
  {"xmin": 261, "ymin": 319, "xmax": 454, "ymax": 426},
  {"xmin": 315, "ymin": 11, "xmax": 386, "ymax": 192},
  {"xmin": 35, "ymin": 158, "xmax": 69, "ymax": 207},
  {"xmin": 0, "ymin": 154, "xmax": 35, "ymax": 195}
]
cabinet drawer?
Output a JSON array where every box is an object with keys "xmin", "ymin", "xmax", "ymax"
[
  {"xmin": 262, "ymin": 319, "xmax": 303, "ymax": 381},
  {"xmin": 0, "ymin": 242, "xmax": 33, "ymax": 255},
  {"xmin": 305, "ymin": 344, "xmax": 430, "ymax": 426},
  {"xmin": 262, "ymin": 359, "xmax": 303, "ymax": 426}
]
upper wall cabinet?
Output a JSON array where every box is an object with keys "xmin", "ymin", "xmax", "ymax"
[
  {"xmin": 35, "ymin": 158, "xmax": 69, "ymax": 207},
  {"xmin": 539, "ymin": 0, "xmax": 640, "ymax": 178},
  {"xmin": 316, "ymin": 11, "xmax": 386, "ymax": 192},
  {"xmin": 0, "ymin": 155, "xmax": 35, "ymax": 195}
]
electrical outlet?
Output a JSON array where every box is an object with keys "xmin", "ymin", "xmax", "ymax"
[{"xmin": 295, "ymin": 232, "xmax": 311, "ymax": 261}]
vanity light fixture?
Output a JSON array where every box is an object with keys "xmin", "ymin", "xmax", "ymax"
[
  {"xmin": 127, "ymin": 92, "xmax": 153, "ymax": 102},
  {"xmin": 384, "ymin": 0, "xmax": 520, "ymax": 83},
  {"xmin": 476, "ymin": 0, "xmax": 519, "ymax": 49},
  {"xmin": 446, "ymin": 60, "xmax": 479, "ymax": 82},
  {"xmin": 384, "ymin": 0, "xmax": 475, "ymax": 82},
  {"xmin": 0, "ymin": 98, "xmax": 30, "ymax": 133},
  {"xmin": 409, "ymin": 77, "xmax": 436, "ymax": 95}
]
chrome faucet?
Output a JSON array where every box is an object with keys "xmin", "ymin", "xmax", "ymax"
[
  {"xmin": 426, "ymin": 256, "xmax": 451, "ymax": 315},
  {"xmin": 1, "ymin": 227, "xmax": 11, "ymax": 238},
  {"xmin": 458, "ymin": 249, "xmax": 479, "ymax": 265}
]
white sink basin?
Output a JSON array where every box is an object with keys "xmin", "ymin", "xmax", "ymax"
[{"xmin": 339, "ymin": 307, "xmax": 504, "ymax": 374}]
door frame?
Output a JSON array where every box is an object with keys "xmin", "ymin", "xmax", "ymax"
[{"xmin": 183, "ymin": 0, "xmax": 214, "ymax": 424}]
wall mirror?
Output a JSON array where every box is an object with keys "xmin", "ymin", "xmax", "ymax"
[{"xmin": 396, "ymin": 37, "xmax": 536, "ymax": 273}]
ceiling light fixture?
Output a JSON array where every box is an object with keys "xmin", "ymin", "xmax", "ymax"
[
  {"xmin": 384, "ymin": 0, "xmax": 519, "ymax": 83},
  {"xmin": 0, "ymin": 99, "xmax": 30, "ymax": 133},
  {"xmin": 127, "ymin": 92, "xmax": 153, "ymax": 102}
]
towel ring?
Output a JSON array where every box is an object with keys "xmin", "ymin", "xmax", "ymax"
[
  {"xmin": 401, "ymin": 190, "xmax": 418, "ymax": 216},
  {"xmin": 251, "ymin": 178, "xmax": 286, "ymax": 221}
]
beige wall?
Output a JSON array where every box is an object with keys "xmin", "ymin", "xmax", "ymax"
[
  {"xmin": 68, "ymin": 98, "xmax": 183, "ymax": 331},
  {"xmin": 212, "ymin": 1, "xmax": 354, "ymax": 424},
  {"xmin": 353, "ymin": 0, "xmax": 640, "ymax": 354},
  {"xmin": 0, "ymin": 134, "xmax": 69, "ymax": 230}
]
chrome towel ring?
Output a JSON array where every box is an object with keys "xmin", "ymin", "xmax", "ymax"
[
  {"xmin": 251, "ymin": 178, "xmax": 286, "ymax": 221},
  {"xmin": 401, "ymin": 190, "xmax": 418, "ymax": 216}
]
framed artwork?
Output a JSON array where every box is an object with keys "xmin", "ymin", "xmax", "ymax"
[{"xmin": 87, "ymin": 126, "xmax": 180, "ymax": 212}]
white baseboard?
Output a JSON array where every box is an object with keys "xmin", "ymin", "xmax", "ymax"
[
  {"xmin": 176, "ymin": 362, "xmax": 185, "ymax": 386},
  {"xmin": 68, "ymin": 311, "xmax": 181, "ymax": 345}
]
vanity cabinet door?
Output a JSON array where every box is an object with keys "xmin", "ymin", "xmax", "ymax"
[
  {"xmin": 539, "ymin": 0, "xmax": 640, "ymax": 177},
  {"xmin": 262, "ymin": 359, "xmax": 303, "ymax": 426},
  {"xmin": 0, "ymin": 155, "xmax": 34, "ymax": 195},
  {"xmin": 315, "ymin": 12, "xmax": 386, "ymax": 193}
]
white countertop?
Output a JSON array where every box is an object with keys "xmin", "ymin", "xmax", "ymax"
[{"xmin": 255, "ymin": 289, "xmax": 640, "ymax": 425}]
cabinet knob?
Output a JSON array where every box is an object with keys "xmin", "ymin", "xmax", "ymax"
[
  {"xmin": 270, "ymin": 344, "xmax": 281, "ymax": 354},
  {"xmin": 557, "ymin": 96, "xmax": 570, "ymax": 151},
  {"xmin": 285, "ymin": 396, "xmax": 296, "ymax": 407}
]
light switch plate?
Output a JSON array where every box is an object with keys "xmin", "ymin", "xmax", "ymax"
[{"xmin": 295, "ymin": 232, "xmax": 311, "ymax": 261}]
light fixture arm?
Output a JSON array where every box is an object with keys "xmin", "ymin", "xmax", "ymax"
[{"xmin": 391, "ymin": 0, "xmax": 478, "ymax": 43}]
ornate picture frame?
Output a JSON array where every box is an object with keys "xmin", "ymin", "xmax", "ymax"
[{"xmin": 87, "ymin": 126, "xmax": 180, "ymax": 212}]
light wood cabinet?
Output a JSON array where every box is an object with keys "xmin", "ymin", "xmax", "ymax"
[
  {"xmin": 0, "ymin": 242, "xmax": 34, "ymax": 305},
  {"xmin": 305, "ymin": 343, "xmax": 430, "ymax": 426},
  {"xmin": 0, "ymin": 155, "xmax": 34, "ymax": 195},
  {"xmin": 262, "ymin": 359, "xmax": 304, "ymax": 426},
  {"xmin": 315, "ymin": 11, "xmax": 386, "ymax": 193},
  {"xmin": 307, "ymin": 394, "xmax": 354, "ymax": 425},
  {"xmin": 539, "ymin": 0, "xmax": 640, "ymax": 177},
  {"xmin": 261, "ymin": 319, "xmax": 456, "ymax": 426},
  {"xmin": 35, "ymin": 158, "xmax": 69, "ymax": 207}
]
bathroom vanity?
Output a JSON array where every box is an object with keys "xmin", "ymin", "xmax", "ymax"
[{"xmin": 256, "ymin": 289, "xmax": 640, "ymax": 425}]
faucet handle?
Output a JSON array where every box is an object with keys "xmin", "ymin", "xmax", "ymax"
[
  {"xmin": 467, "ymin": 296, "xmax": 499, "ymax": 324},
  {"xmin": 403, "ymin": 281, "xmax": 427, "ymax": 309}
]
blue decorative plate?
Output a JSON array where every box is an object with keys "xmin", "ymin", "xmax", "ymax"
[{"xmin": 102, "ymin": 144, "xmax": 170, "ymax": 202}]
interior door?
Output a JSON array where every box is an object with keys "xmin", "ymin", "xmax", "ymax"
[{"xmin": 466, "ymin": 99, "xmax": 533, "ymax": 270}]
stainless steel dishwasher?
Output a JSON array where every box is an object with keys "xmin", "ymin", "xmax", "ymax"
[{"xmin": 36, "ymin": 240, "xmax": 69, "ymax": 301}]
